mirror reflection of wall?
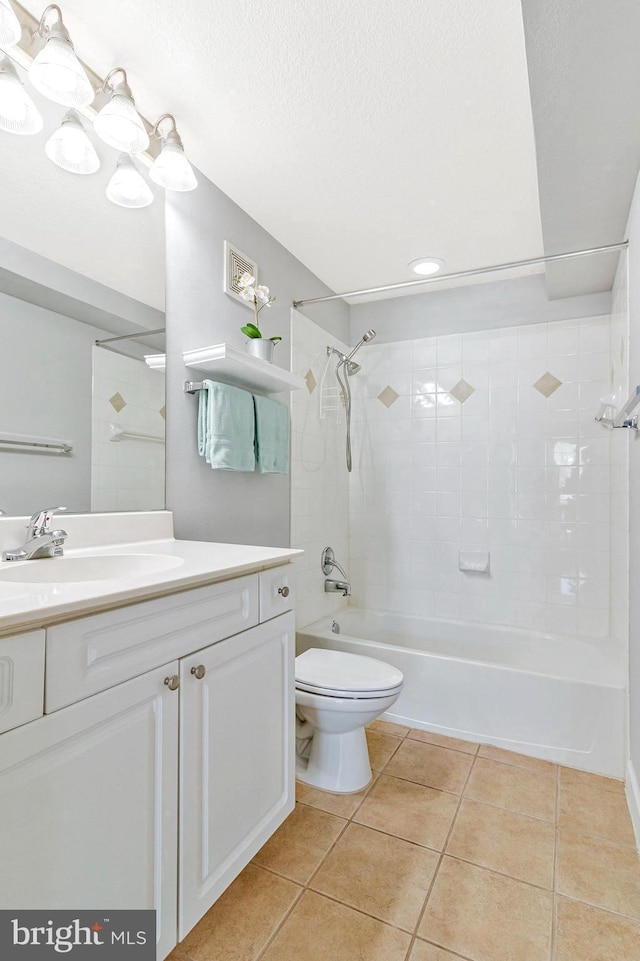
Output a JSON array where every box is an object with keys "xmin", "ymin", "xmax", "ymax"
[
  {"xmin": 0, "ymin": 240, "xmax": 165, "ymax": 517},
  {"xmin": 91, "ymin": 345, "xmax": 165, "ymax": 512}
]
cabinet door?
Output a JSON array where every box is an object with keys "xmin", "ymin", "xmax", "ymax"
[
  {"xmin": 179, "ymin": 612, "xmax": 295, "ymax": 939},
  {"xmin": 0, "ymin": 662, "xmax": 179, "ymax": 961}
]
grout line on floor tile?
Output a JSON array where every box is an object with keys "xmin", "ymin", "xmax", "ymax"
[
  {"xmin": 413, "ymin": 937, "xmax": 478, "ymax": 961},
  {"xmin": 403, "ymin": 742, "xmax": 481, "ymax": 959},
  {"xmin": 252, "ymin": 879, "xmax": 306, "ymax": 961}
]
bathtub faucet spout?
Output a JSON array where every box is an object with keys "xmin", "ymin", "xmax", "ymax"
[{"xmin": 325, "ymin": 578, "xmax": 351, "ymax": 597}]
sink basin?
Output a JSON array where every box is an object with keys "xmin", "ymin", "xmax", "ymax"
[{"xmin": 0, "ymin": 554, "xmax": 184, "ymax": 584}]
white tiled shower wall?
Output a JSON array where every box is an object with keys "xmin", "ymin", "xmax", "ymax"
[
  {"xmin": 610, "ymin": 255, "xmax": 630, "ymax": 647},
  {"xmin": 348, "ymin": 316, "xmax": 618, "ymax": 638},
  {"xmin": 290, "ymin": 310, "xmax": 350, "ymax": 628},
  {"xmin": 91, "ymin": 347, "xmax": 165, "ymax": 511}
]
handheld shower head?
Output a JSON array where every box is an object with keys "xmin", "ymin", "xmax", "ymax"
[{"xmin": 346, "ymin": 329, "xmax": 376, "ymax": 362}]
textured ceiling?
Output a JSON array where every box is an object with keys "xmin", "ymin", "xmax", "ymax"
[{"xmin": 16, "ymin": 0, "xmax": 545, "ymax": 295}]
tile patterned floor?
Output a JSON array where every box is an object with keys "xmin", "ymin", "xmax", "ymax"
[{"xmin": 170, "ymin": 722, "xmax": 640, "ymax": 961}]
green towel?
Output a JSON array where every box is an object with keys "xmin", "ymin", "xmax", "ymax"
[
  {"xmin": 198, "ymin": 380, "xmax": 255, "ymax": 471},
  {"xmin": 253, "ymin": 394, "xmax": 290, "ymax": 474}
]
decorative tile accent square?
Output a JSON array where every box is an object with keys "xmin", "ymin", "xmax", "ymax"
[
  {"xmin": 109, "ymin": 391, "xmax": 126, "ymax": 413},
  {"xmin": 450, "ymin": 379, "xmax": 475, "ymax": 404},
  {"xmin": 305, "ymin": 369, "xmax": 317, "ymax": 394},
  {"xmin": 533, "ymin": 372, "xmax": 562, "ymax": 398},
  {"xmin": 159, "ymin": 405, "xmax": 166, "ymax": 421},
  {"xmin": 378, "ymin": 386, "xmax": 399, "ymax": 408}
]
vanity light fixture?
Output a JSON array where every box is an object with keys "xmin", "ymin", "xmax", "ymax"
[
  {"xmin": 45, "ymin": 109, "xmax": 100, "ymax": 175},
  {"xmin": 408, "ymin": 257, "xmax": 446, "ymax": 276},
  {"xmin": 106, "ymin": 153, "xmax": 153, "ymax": 208},
  {"xmin": 0, "ymin": 0, "xmax": 21, "ymax": 47},
  {"xmin": 28, "ymin": 4, "xmax": 94, "ymax": 108},
  {"xmin": 94, "ymin": 67, "xmax": 149, "ymax": 154},
  {"xmin": 0, "ymin": 56, "xmax": 43, "ymax": 135},
  {"xmin": 149, "ymin": 113, "xmax": 197, "ymax": 192}
]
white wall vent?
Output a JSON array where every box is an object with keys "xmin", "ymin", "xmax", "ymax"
[{"xmin": 223, "ymin": 241, "xmax": 258, "ymax": 307}]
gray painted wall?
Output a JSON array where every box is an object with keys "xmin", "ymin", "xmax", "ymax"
[
  {"xmin": 521, "ymin": 0, "xmax": 640, "ymax": 297},
  {"xmin": 350, "ymin": 274, "xmax": 611, "ymax": 343},
  {"xmin": 627, "ymin": 171, "xmax": 640, "ymax": 779},
  {"xmin": 164, "ymin": 170, "xmax": 349, "ymax": 548}
]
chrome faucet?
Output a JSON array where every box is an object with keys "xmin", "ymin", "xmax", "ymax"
[
  {"xmin": 325, "ymin": 578, "xmax": 351, "ymax": 597},
  {"xmin": 321, "ymin": 547, "xmax": 351, "ymax": 595},
  {"xmin": 2, "ymin": 507, "xmax": 68, "ymax": 562}
]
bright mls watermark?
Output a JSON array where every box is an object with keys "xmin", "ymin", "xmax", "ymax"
[{"xmin": 0, "ymin": 911, "xmax": 156, "ymax": 959}]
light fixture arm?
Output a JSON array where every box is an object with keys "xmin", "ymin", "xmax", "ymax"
[
  {"xmin": 35, "ymin": 4, "xmax": 70, "ymax": 43},
  {"xmin": 102, "ymin": 66, "xmax": 133, "ymax": 100},
  {"xmin": 152, "ymin": 113, "xmax": 183, "ymax": 148}
]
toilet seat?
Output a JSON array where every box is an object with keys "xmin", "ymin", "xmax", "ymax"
[{"xmin": 295, "ymin": 648, "xmax": 404, "ymax": 700}]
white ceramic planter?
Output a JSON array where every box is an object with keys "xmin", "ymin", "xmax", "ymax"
[{"xmin": 246, "ymin": 339, "xmax": 275, "ymax": 363}]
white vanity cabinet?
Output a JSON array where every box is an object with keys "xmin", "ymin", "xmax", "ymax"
[{"xmin": 0, "ymin": 567, "xmax": 295, "ymax": 960}]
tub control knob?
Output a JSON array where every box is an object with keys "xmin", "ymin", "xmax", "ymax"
[
  {"xmin": 278, "ymin": 586, "xmax": 290, "ymax": 597},
  {"xmin": 164, "ymin": 674, "xmax": 180, "ymax": 691},
  {"xmin": 190, "ymin": 665, "xmax": 206, "ymax": 680}
]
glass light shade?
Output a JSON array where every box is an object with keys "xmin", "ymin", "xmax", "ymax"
[
  {"xmin": 0, "ymin": 62, "xmax": 43, "ymax": 135},
  {"xmin": 94, "ymin": 94, "xmax": 149, "ymax": 153},
  {"xmin": 106, "ymin": 155, "xmax": 153, "ymax": 208},
  {"xmin": 0, "ymin": 0, "xmax": 21, "ymax": 47},
  {"xmin": 29, "ymin": 36, "xmax": 94, "ymax": 107},
  {"xmin": 45, "ymin": 113, "xmax": 100, "ymax": 175},
  {"xmin": 149, "ymin": 141, "xmax": 197, "ymax": 191}
]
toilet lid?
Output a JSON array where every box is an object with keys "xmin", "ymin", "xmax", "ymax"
[{"xmin": 295, "ymin": 648, "xmax": 403, "ymax": 698}]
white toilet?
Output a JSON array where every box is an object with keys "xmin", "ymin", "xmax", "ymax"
[{"xmin": 295, "ymin": 648, "xmax": 404, "ymax": 794}]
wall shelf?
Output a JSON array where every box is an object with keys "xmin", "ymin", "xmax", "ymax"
[{"xmin": 182, "ymin": 343, "xmax": 305, "ymax": 394}]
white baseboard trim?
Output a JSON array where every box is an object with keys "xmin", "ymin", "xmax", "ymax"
[{"xmin": 626, "ymin": 759, "xmax": 640, "ymax": 852}]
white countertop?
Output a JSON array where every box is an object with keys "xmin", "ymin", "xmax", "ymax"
[{"xmin": 0, "ymin": 513, "xmax": 301, "ymax": 635}]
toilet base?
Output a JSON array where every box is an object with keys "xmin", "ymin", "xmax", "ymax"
[{"xmin": 295, "ymin": 726, "xmax": 372, "ymax": 794}]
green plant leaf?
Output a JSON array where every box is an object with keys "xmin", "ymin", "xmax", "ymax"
[
  {"xmin": 241, "ymin": 323, "xmax": 262, "ymax": 338},
  {"xmin": 269, "ymin": 336, "xmax": 282, "ymax": 342}
]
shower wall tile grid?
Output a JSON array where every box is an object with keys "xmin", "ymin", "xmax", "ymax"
[
  {"xmin": 91, "ymin": 347, "xmax": 166, "ymax": 512},
  {"xmin": 349, "ymin": 315, "xmax": 618, "ymax": 638},
  {"xmin": 291, "ymin": 312, "xmax": 351, "ymax": 628}
]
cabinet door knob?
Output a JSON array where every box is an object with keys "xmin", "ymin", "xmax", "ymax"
[
  {"xmin": 278, "ymin": 586, "xmax": 290, "ymax": 597},
  {"xmin": 164, "ymin": 674, "xmax": 180, "ymax": 691},
  {"xmin": 190, "ymin": 664, "xmax": 206, "ymax": 680}
]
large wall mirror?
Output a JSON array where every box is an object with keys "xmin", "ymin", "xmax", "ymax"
[{"xmin": 0, "ymin": 239, "xmax": 165, "ymax": 516}]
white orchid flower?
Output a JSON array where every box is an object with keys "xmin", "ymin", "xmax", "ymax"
[
  {"xmin": 237, "ymin": 271, "xmax": 255, "ymax": 288},
  {"xmin": 239, "ymin": 286, "xmax": 255, "ymax": 302},
  {"xmin": 255, "ymin": 285, "xmax": 270, "ymax": 303}
]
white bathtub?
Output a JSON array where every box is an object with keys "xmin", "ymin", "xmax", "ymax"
[{"xmin": 296, "ymin": 609, "xmax": 627, "ymax": 777}]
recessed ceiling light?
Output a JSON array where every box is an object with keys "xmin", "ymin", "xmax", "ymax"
[{"xmin": 409, "ymin": 258, "xmax": 445, "ymax": 276}]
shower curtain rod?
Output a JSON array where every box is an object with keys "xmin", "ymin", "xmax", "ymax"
[{"xmin": 292, "ymin": 241, "xmax": 629, "ymax": 308}]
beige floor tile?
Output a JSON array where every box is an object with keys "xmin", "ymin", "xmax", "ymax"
[
  {"xmin": 477, "ymin": 744, "xmax": 557, "ymax": 774},
  {"xmin": 295, "ymin": 775, "xmax": 375, "ymax": 819},
  {"xmin": 464, "ymin": 757, "xmax": 556, "ymax": 821},
  {"xmin": 262, "ymin": 890, "xmax": 411, "ymax": 961},
  {"xmin": 559, "ymin": 765, "xmax": 626, "ymax": 795},
  {"xmin": 446, "ymin": 798, "xmax": 555, "ymax": 888},
  {"xmin": 354, "ymin": 774, "xmax": 459, "ymax": 850},
  {"xmin": 407, "ymin": 729, "xmax": 479, "ymax": 755},
  {"xmin": 252, "ymin": 804, "xmax": 346, "ymax": 883},
  {"xmin": 368, "ymin": 718, "xmax": 411, "ymax": 737},
  {"xmin": 410, "ymin": 940, "xmax": 468, "ymax": 961},
  {"xmin": 385, "ymin": 738, "xmax": 474, "ymax": 794},
  {"xmin": 310, "ymin": 822, "xmax": 440, "ymax": 931},
  {"xmin": 418, "ymin": 857, "xmax": 552, "ymax": 961},
  {"xmin": 557, "ymin": 829, "xmax": 640, "ymax": 919},
  {"xmin": 558, "ymin": 779, "xmax": 636, "ymax": 846},
  {"xmin": 178, "ymin": 863, "xmax": 301, "ymax": 961},
  {"xmin": 555, "ymin": 897, "xmax": 640, "ymax": 961},
  {"xmin": 366, "ymin": 729, "xmax": 403, "ymax": 770}
]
